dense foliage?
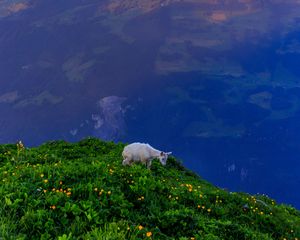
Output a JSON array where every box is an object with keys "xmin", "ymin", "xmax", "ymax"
[{"xmin": 0, "ymin": 138, "xmax": 299, "ymax": 239}]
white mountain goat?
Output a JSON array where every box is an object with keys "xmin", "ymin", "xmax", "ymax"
[{"xmin": 122, "ymin": 143, "xmax": 172, "ymax": 169}]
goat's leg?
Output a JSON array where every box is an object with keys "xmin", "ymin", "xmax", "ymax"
[
  {"xmin": 122, "ymin": 157, "xmax": 130, "ymax": 166},
  {"xmin": 146, "ymin": 159, "xmax": 152, "ymax": 169}
]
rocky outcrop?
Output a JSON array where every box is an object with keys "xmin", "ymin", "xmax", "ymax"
[{"xmin": 0, "ymin": 0, "xmax": 30, "ymax": 18}]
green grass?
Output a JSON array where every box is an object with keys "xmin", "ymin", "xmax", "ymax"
[{"xmin": 0, "ymin": 138, "xmax": 299, "ymax": 239}]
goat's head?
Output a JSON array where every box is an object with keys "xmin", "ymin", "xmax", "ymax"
[{"xmin": 158, "ymin": 151, "xmax": 172, "ymax": 165}]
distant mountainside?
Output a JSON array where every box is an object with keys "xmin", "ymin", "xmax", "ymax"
[
  {"xmin": 0, "ymin": 138, "xmax": 299, "ymax": 239},
  {"xmin": 1, "ymin": 0, "xmax": 300, "ymax": 143},
  {"xmin": 1, "ymin": 0, "xmax": 299, "ymax": 17}
]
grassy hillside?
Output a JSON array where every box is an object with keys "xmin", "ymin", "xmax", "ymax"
[{"xmin": 0, "ymin": 138, "xmax": 299, "ymax": 240}]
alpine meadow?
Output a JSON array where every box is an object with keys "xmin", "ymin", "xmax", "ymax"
[{"xmin": 0, "ymin": 138, "xmax": 299, "ymax": 239}]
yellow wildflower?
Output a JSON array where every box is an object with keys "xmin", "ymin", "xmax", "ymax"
[
  {"xmin": 146, "ymin": 232, "xmax": 152, "ymax": 237},
  {"xmin": 59, "ymin": 181, "xmax": 63, "ymax": 185},
  {"xmin": 138, "ymin": 225, "xmax": 143, "ymax": 230},
  {"xmin": 94, "ymin": 188, "xmax": 98, "ymax": 192},
  {"xmin": 40, "ymin": 174, "xmax": 44, "ymax": 178},
  {"xmin": 107, "ymin": 191, "xmax": 111, "ymax": 195},
  {"xmin": 43, "ymin": 189, "xmax": 47, "ymax": 193},
  {"xmin": 207, "ymin": 208, "xmax": 211, "ymax": 212},
  {"xmin": 44, "ymin": 179, "xmax": 48, "ymax": 183},
  {"xmin": 17, "ymin": 141, "xmax": 24, "ymax": 149}
]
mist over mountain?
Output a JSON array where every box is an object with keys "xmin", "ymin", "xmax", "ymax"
[{"xmin": 1, "ymin": 0, "xmax": 300, "ymax": 208}]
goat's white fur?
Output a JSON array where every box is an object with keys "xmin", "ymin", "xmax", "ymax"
[{"xmin": 122, "ymin": 143, "xmax": 171, "ymax": 169}]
